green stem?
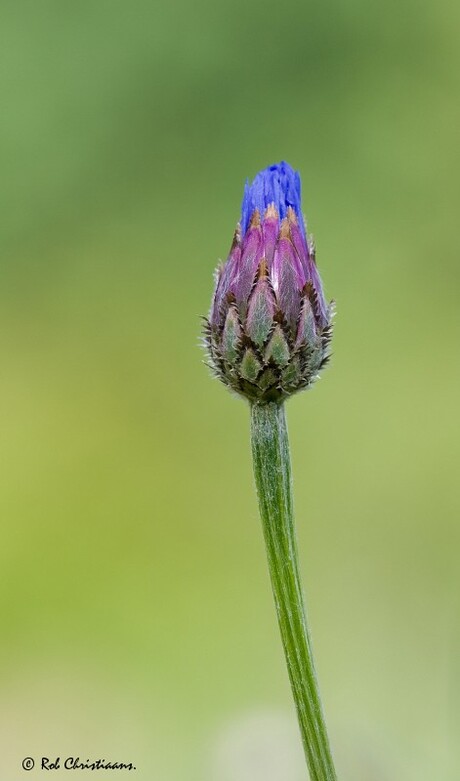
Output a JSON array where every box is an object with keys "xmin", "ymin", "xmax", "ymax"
[{"xmin": 250, "ymin": 401, "xmax": 337, "ymax": 781}]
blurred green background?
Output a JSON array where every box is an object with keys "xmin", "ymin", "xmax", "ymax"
[{"xmin": 1, "ymin": 0, "xmax": 459, "ymax": 779}]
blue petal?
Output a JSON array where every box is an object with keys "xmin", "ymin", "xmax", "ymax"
[{"xmin": 240, "ymin": 161, "xmax": 306, "ymax": 237}]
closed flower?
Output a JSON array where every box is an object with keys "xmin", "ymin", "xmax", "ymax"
[{"xmin": 205, "ymin": 161, "xmax": 333, "ymax": 403}]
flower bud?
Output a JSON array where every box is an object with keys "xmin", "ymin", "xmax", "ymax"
[{"xmin": 204, "ymin": 162, "xmax": 333, "ymax": 403}]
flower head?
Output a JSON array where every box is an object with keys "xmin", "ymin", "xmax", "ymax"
[{"xmin": 205, "ymin": 162, "xmax": 333, "ymax": 402}]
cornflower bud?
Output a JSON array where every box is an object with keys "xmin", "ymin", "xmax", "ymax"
[{"xmin": 205, "ymin": 161, "xmax": 333, "ymax": 402}]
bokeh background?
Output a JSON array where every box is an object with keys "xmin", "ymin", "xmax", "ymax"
[{"xmin": 1, "ymin": 1, "xmax": 459, "ymax": 779}]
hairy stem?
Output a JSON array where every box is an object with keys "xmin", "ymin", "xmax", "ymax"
[{"xmin": 250, "ymin": 401, "xmax": 337, "ymax": 781}]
